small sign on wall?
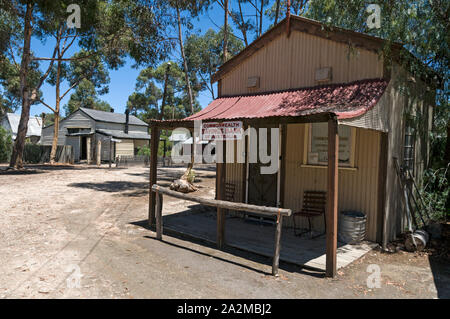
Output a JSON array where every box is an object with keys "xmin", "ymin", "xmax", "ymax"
[
  {"xmin": 201, "ymin": 121, "xmax": 243, "ymax": 141},
  {"xmin": 315, "ymin": 67, "xmax": 332, "ymax": 82},
  {"xmin": 247, "ymin": 76, "xmax": 260, "ymax": 88}
]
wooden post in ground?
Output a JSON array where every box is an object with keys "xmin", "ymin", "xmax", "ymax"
[
  {"xmin": 326, "ymin": 116, "xmax": 339, "ymax": 278},
  {"xmin": 86, "ymin": 137, "xmax": 91, "ymax": 164},
  {"xmin": 109, "ymin": 139, "xmax": 112, "ymax": 168},
  {"xmin": 96, "ymin": 140, "xmax": 101, "ymax": 166},
  {"xmin": 216, "ymin": 141, "xmax": 226, "ymax": 249},
  {"xmin": 155, "ymin": 190, "xmax": 163, "ymax": 240},
  {"xmin": 272, "ymin": 212, "xmax": 283, "ymax": 276},
  {"xmin": 148, "ymin": 125, "xmax": 160, "ymax": 227}
]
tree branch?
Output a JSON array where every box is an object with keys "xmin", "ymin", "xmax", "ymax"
[{"xmin": 37, "ymin": 98, "xmax": 56, "ymax": 113}]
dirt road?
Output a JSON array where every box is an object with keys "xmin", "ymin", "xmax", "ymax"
[{"xmin": 0, "ymin": 164, "xmax": 448, "ymax": 298}]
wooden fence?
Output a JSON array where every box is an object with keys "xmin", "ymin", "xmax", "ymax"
[{"xmin": 23, "ymin": 145, "xmax": 73, "ymax": 164}]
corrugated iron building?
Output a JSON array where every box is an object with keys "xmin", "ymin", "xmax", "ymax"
[{"xmin": 157, "ymin": 16, "xmax": 435, "ymax": 246}]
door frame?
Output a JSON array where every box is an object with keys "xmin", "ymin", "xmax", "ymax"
[{"xmin": 245, "ymin": 124, "xmax": 282, "ymax": 208}]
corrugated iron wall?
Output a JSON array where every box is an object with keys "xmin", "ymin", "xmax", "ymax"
[
  {"xmin": 224, "ymin": 124, "xmax": 383, "ymax": 242},
  {"xmin": 283, "ymin": 124, "xmax": 382, "ymax": 242},
  {"xmin": 221, "ymin": 31, "xmax": 384, "ymax": 96}
]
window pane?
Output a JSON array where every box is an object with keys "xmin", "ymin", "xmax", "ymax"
[
  {"xmin": 338, "ymin": 125, "xmax": 351, "ymax": 164},
  {"xmin": 310, "ymin": 122, "xmax": 328, "ymax": 163},
  {"xmin": 309, "ymin": 123, "xmax": 352, "ymax": 165}
]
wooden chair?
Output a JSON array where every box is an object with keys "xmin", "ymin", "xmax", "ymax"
[{"xmin": 293, "ymin": 191, "xmax": 326, "ymax": 238}]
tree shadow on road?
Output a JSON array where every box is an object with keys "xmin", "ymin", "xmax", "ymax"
[
  {"xmin": 68, "ymin": 181, "xmax": 149, "ymax": 195},
  {"xmin": 130, "ymin": 215, "xmax": 325, "ymax": 279},
  {"xmin": 429, "ymin": 256, "xmax": 450, "ymax": 298}
]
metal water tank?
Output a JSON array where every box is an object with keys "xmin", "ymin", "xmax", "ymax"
[{"xmin": 338, "ymin": 210, "xmax": 367, "ymax": 244}]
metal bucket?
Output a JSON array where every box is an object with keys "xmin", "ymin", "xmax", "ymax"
[
  {"xmin": 338, "ymin": 210, "xmax": 367, "ymax": 244},
  {"xmin": 405, "ymin": 230, "xmax": 429, "ymax": 252}
]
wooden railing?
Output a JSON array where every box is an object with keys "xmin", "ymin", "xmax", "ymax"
[{"xmin": 151, "ymin": 184, "xmax": 292, "ymax": 276}]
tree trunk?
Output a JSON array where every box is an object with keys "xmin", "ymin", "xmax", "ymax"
[
  {"xmin": 223, "ymin": 0, "xmax": 229, "ymax": 62},
  {"xmin": 50, "ymin": 54, "xmax": 62, "ymax": 164},
  {"xmin": 445, "ymin": 119, "xmax": 450, "ymax": 163},
  {"xmin": 176, "ymin": 2, "xmax": 195, "ymax": 180},
  {"xmin": 176, "ymin": 3, "xmax": 194, "ymax": 116},
  {"xmin": 9, "ymin": 3, "xmax": 33, "ymax": 169},
  {"xmin": 259, "ymin": 0, "xmax": 264, "ymax": 36},
  {"xmin": 159, "ymin": 63, "xmax": 170, "ymax": 121},
  {"xmin": 274, "ymin": 0, "xmax": 281, "ymax": 24},
  {"xmin": 237, "ymin": 0, "xmax": 248, "ymax": 47}
]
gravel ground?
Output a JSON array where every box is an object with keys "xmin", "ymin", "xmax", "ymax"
[{"xmin": 0, "ymin": 164, "xmax": 448, "ymax": 299}]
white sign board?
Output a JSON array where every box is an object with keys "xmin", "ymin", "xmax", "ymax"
[{"xmin": 201, "ymin": 121, "xmax": 243, "ymax": 141}]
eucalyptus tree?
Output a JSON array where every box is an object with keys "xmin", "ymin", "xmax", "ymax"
[
  {"xmin": 1, "ymin": 0, "xmax": 173, "ymax": 168},
  {"xmin": 185, "ymin": 28, "xmax": 244, "ymax": 99},
  {"xmin": 127, "ymin": 61, "xmax": 200, "ymax": 121}
]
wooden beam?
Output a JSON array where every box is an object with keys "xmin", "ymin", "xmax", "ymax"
[
  {"xmin": 147, "ymin": 113, "xmax": 333, "ymax": 130},
  {"xmin": 216, "ymin": 141, "xmax": 226, "ymax": 249},
  {"xmin": 279, "ymin": 124, "xmax": 287, "ymax": 207},
  {"xmin": 272, "ymin": 214, "xmax": 283, "ymax": 276},
  {"xmin": 155, "ymin": 190, "xmax": 163, "ymax": 240},
  {"xmin": 96, "ymin": 140, "xmax": 101, "ymax": 166},
  {"xmin": 326, "ymin": 117, "xmax": 339, "ymax": 278},
  {"xmin": 86, "ymin": 137, "xmax": 91, "ymax": 165},
  {"xmin": 151, "ymin": 185, "xmax": 292, "ymax": 217},
  {"xmin": 109, "ymin": 139, "xmax": 112, "ymax": 168},
  {"xmin": 378, "ymin": 132, "xmax": 388, "ymax": 246},
  {"xmin": 148, "ymin": 125, "xmax": 160, "ymax": 227}
]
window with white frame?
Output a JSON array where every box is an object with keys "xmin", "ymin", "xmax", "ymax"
[{"xmin": 304, "ymin": 123, "xmax": 356, "ymax": 167}]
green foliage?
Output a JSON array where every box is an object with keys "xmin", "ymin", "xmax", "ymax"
[
  {"xmin": 23, "ymin": 143, "xmax": 42, "ymax": 164},
  {"xmin": 420, "ymin": 164, "xmax": 450, "ymax": 221},
  {"xmin": 64, "ymin": 79, "xmax": 111, "ymax": 115},
  {"xmin": 304, "ymin": 0, "xmax": 450, "ymax": 220},
  {"xmin": 137, "ymin": 145, "xmax": 150, "ymax": 157},
  {"xmin": 185, "ymin": 28, "xmax": 244, "ymax": 99},
  {"xmin": 0, "ymin": 126, "xmax": 13, "ymax": 162},
  {"xmin": 127, "ymin": 61, "xmax": 201, "ymax": 121}
]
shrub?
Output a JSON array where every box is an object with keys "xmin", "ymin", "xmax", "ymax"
[
  {"xmin": 137, "ymin": 145, "xmax": 150, "ymax": 157},
  {"xmin": 420, "ymin": 163, "xmax": 450, "ymax": 222},
  {"xmin": 0, "ymin": 127, "xmax": 13, "ymax": 163},
  {"xmin": 23, "ymin": 144, "xmax": 43, "ymax": 163}
]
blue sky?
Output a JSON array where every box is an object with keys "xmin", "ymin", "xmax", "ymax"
[{"xmin": 26, "ymin": 1, "xmax": 278, "ymax": 117}]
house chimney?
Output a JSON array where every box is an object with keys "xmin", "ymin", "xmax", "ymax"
[
  {"xmin": 124, "ymin": 109, "xmax": 129, "ymax": 134},
  {"xmin": 110, "ymin": 108, "xmax": 114, "ymax": 113}
]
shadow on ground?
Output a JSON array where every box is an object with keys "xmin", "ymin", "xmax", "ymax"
[
  {"xmin": 0, "ymin": 164, "xmax": 124, "ymax": 175},
  {"xmin": 68, "ymin": 181, "xmax": 149, "ymax": 196},
  {"xmin": 429, "ymin": 256, "xmax": 450, "ymax": 298},
  {"xmin": 131, "ymin": 206, "xmax": 326, "ymax": 278}
]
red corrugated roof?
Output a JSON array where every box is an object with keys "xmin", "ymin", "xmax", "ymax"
[{"xmin": 186, "ymin": 79, "xmax": 388, "ymax": 122}]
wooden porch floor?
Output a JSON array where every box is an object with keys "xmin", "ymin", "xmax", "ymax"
[{"xmin": 162, "ymin": 207, "xmax": 377, "ymax": 272}]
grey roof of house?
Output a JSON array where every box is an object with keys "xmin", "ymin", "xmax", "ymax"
[
  {"xmin": 80, "ymin": 108, "xmax": 148, "ymax": 126},
  {"xmin": 5, "ymin": 113, "xmax": 42, "ymax": 137},
  {"xmin": 96, "ymin": 129, "xmax": 151, "ymax": 140}
]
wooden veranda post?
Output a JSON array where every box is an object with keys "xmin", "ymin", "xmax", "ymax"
[
  {"xmin": 96, "ymin": 140, "xmax": 101, "ymax": 166},
  {"xmin": 272, "ymin": 211, "xmax": 283, "ymax": 276},
  {"xmin": 87, "ymin": 137, "xmax": 91, "ymax": 165},
  {"xmin": 216, "ymin": 140, "xmax": 226, "ymax": 249},
  {"xmin": 149, "ymin": 125, "xmax": 160, "ymax": 227},
  {"xmin": 326, "ymin": 116, "xmax": 339, "ymax": 277},
  {"xmin": 155, "ymin": 189, "xmax": 163, "ymax": 240}
]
